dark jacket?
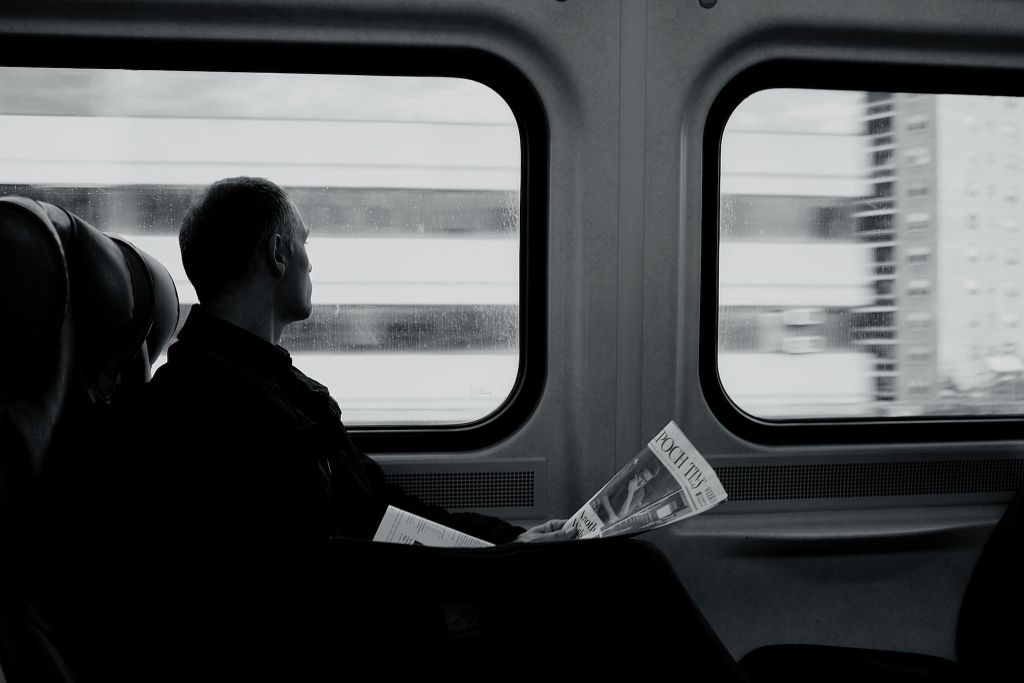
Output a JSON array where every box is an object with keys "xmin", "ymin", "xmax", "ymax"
[
  {"xmin": 89, "ymin": 307, "xmax": 525, "ymax": 679},
  {"xmin": 142, "ymin": 305, "xmax": 524, "ymax": 546}
]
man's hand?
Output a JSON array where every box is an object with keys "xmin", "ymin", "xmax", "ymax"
[{"xmin": 516, "ymin": 518, "xmax": 579, "ymax": 543}]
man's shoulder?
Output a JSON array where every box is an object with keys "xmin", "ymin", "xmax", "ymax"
[
  {"xmin": 145, "ymin": 341, "xmax": 311, "ymax": 428},
  {"xmin": 137, "ymin": 360, "xmax": 292, "ymax": 459},
  {"xmin": 146, "ymin": 345, "xmax": 268, "ymax": 411},
  {"xmin": 148, "ymin": 347, "xmax": 237, "ymax": 394}
]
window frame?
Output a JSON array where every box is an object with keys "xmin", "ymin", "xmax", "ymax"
[
  {"xmin": 701, "ymin": 59, "xmax": 1024, "ymax": 445},
  {"xmin": 0, "ymin": 34, "xmax": 549, "ymax": 453}
]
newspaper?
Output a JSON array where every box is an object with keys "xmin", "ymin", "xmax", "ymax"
[
  {"xmin": 373, "ymin": 504, "xmax": 494, "ymax": 548},
  {"xmin": 373, "ymin": 420, "xmax": 726, "ymax": 546},
  {"xmin": 563, "ymin": 421, "xmax": 727, "ymax": 539}
]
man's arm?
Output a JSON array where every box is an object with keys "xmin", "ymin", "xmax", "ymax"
[
  {"xmin": 378, "ymin": 474, "xmax": 529, "ymax": 544},
  {"xmin": 515, "ymin": 519, "xmax": 578, "ymax": 543},
  {"xmin": 375, "ymin": 473, "xmax": 576, "ymax": 543},
  {"xmin": 331, "ymin": 427, "xmax": 525, "ymax": 542},
  {"xmin": 336, "ymin": 426, "xmax": 581, "ymax": 543}
]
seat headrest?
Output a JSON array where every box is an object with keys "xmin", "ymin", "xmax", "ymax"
[
  {"xmin": 0, "ymin": 199, "xmax": 68, "ymax": 395},
  {"xmin": 0, "ymin": 196, "xmax": 179, "ymax": 404}
]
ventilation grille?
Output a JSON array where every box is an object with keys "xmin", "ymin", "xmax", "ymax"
[
  {"xmin": 385, "ymin": 471, "xmax": 535, "ymax": 510},
  {"xmin": 719, "ymin": 459, "xmax": 1024, "ymax": 502}
]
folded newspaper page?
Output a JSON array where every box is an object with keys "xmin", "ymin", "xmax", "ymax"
[
  {"xmin": 373, "ymin": 504, "xmax": 494, "ymax": 548},
  {"xmin": 563, "ymin": 421, "xmax": 727, "ymax": 539},
  {"xmin": 372, "ymin": 421, "xmax": 725, "ymax": 546}
]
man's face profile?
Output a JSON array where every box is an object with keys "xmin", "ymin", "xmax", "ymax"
[{"xmin": 280, "ymin": 202, "xmax": 314, "ymax": 324}]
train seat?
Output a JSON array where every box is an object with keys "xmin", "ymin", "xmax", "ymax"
[
  {"xmin": 0, "ymin": 196, "xmax": 179, "ymax": 682},
  {"xmin": 316, "ymin": 533, "xmax": 753, "ymax": 678},
  {"xmin": 738, "ymin": 485, "xmax": 1024, "ymax": 682}
]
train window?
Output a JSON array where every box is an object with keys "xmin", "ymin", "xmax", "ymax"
[
  {"xmin": 718, "ymin": 87, "xmax": 1024, "ymax": 422},
  {"xmin": 0, "ymin": 66, "xmax": 524, "ymax": 428}
]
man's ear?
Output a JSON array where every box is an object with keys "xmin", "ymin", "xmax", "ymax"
[{"xmin": 266, "ymin": 233, "xmax": 287, "ymax": 278}]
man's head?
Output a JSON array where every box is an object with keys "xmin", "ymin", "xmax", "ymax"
[{"xmin": 179, "ymin": 176, "xmax": 312, "ymax": 324}]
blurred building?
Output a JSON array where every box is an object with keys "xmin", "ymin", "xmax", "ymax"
[
  {"xmin": 864, "ymin": 93, "xmax": 1024, "ymax": 415},
  {"xmin": 719, "ymin": 103, "xmax": 874, "ymax": 418}
]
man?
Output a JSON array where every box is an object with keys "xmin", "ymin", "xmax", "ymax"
[
  {"xmin": 157, "ymin": 175, "xmax": 571, "ymax": 545},
  {"xmin": 116, "ymin": 177, "xmax": 572, "ymax": 676},
  {"xmin": 67, "ymin": 177, "xmax": 748, "ymax": 681}
]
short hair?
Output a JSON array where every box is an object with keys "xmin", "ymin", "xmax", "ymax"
[{"xmin": 179, "ymin": 177, "xmax": 296, "ymax": 302}]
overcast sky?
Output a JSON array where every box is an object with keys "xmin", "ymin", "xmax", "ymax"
[
  {"xmin": 0, "ymin": 67, "xmax": 515, "ymax": 124},
  {"xmin": 726, "ymin": 88, "xmax": 865, "ymax": 135}
]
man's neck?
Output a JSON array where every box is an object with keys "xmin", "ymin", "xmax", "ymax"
[{"xmin": 202, "ymin": 297, "xmax": 288, "ymax": 346}]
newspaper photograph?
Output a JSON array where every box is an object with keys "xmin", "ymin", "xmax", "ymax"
[
  {"xmin": 597, "ymin": 489, "xmax": 693, "ymax": 538},
  {"xmin": 373, "ymin": 505, "xmax": 494, "ymax": 548},
  {"xmin": 563, "ymin": 421, "xmax": 727, "ymax": 539}
]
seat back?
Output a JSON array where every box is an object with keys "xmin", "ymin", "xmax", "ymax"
[
  {"xmin": 0, "ymin": 197, "xmax": 179, "ymax": 682},
  {"xmin": 243, "ymin": 535, "xmax": 751, "ymax": 679},
  {"xmin": 956, "ymin": 484, "xmax": 1024, "ymax": 677}
]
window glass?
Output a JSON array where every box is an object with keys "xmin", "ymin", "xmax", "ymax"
[
  {"xmin": 719, "ymin": 88, "xmax": 1024, "ymax": 419},
  {"xmin": 0, "ymin": 67, "xmax": 522, "ymax": 426}
]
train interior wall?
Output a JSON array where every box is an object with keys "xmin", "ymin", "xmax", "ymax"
[{"xmin": 3, "ymin": 0, "xmax": 1024, "ymax": 664}]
